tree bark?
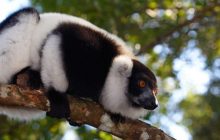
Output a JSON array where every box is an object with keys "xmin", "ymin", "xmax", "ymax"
[{"xmin": 0, "ymin": 74, "xmax": 175, "ymax": 140}]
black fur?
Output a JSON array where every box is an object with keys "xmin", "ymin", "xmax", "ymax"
[
  {"xmin": 26, "ymin": 69, "xmax": 42, "ymax": 89},
  {"xmin": 52, "ymin": 23, "xmax": 121, "ymax": 101},
  {"xmin": 128, "ymin": 60, "xmax": 157, "ymax": 109},
  {"xmin": 46, "ymin": 89, "xmax": 70, "ymax": 119},
  {"xmin": 132, "ymin": 60, "xmax": 156, "ymax": 82},
  {"xmin": 129, "ymin": 59, "xmax": 157, "ymax": 94},
  {"xmin": 110, "ymin": 113, "xmax": 126, "ymax": 124},
  {"xmin": 0, "ymin": 7, "xmax": 39, "ymax": 34}
]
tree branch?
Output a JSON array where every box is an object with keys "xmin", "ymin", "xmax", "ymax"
[
  {"xmin": 0, "ymin": 74, "xmax": 175, "ymax": 140},
  {"xmin": 138, "ymin": 3, "xmax": 220, "ymax": 54}
]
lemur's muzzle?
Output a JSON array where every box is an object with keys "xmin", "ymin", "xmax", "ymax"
[
  {"xmin": 137, "ymin": 95, "xmax": 158, "ymax": 110},
  {"xmin": 133, "ymin": 89, "xmax": 158, "ymax": 110}
]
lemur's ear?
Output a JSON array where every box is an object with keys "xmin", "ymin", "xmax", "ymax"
[{"xmin": 111, "ymin": 55, "xmax": 133, "ymax": 77}]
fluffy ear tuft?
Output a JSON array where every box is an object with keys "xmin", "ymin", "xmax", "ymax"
[{"xmin": 111, "ymin": 55, "xmax": 133, "ymax": 77}]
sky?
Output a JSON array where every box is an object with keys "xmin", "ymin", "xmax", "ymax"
[
  {"xmin": 0, "ymin": 0, "xmax": 30, "ymax": 21},
  {"xmin": 0, "ymin": 0, "xmax": 211, "ymax": 140}
]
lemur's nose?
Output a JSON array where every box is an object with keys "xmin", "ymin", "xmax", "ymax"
[{"xmin": 138, "ymin": 96, "xmax": 158, "ymax": 110}]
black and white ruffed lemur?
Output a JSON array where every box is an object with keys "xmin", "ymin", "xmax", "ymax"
[{"xmin": 0, "ymin": 7, "xmax": 158, "ymax": 122}]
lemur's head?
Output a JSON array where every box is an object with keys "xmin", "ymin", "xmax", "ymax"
[
  {"xmin": 127, "ymin": 59, "xmax": 158, "ymax": 110},
  {"xmin": 100, "ymin": 55, "xmax": 158, "ymax": 119}
]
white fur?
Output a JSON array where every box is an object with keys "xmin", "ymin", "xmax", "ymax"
[
  {"xmin": 112, "ymin": 55, "xmax": 133, "ymax": 77},
  {"xmin": 0, "ymin": 106, "xmax": 45, "ymax": 121},
  {"xmin": 0, "ymin": 12, "xmax": 38, "ymax": 83},
  {"xmin": 100, "ymin": 55, "xmax": 147, "ymax": 119},
  {"xmin": 41, "ymin": 35, "xmax": 68, "ymax": 92}
]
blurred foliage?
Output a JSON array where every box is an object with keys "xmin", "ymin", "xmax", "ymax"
[
  {"xmin": 75, "ymin": 126, "xmax": 113, "ymax": 140},
  {"xmin": 0, "ymin": 0, "xmax": 220, "ymax": 139},
  {"xmin": 0, "ymin": 116, "xmax": 64, "ymax": 140}
]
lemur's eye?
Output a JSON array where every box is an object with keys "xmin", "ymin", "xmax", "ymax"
[{"xmin": 138, "ymin": 80, "xmax": 146, "ymax": 88}]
